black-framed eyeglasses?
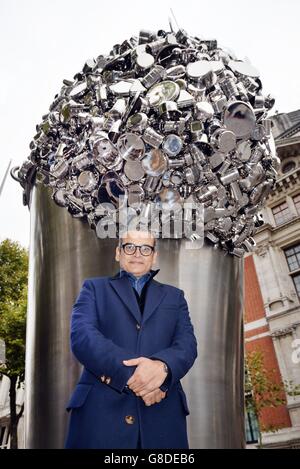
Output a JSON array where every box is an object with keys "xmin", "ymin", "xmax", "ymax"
[{"xmin": 121, "ymin": 243, "xmax": 155, "ymax": 256}]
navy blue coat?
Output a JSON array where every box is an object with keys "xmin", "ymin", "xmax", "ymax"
[{"xmin": 64, "ymin": 272, "xmax": 198, "ymax": 449}]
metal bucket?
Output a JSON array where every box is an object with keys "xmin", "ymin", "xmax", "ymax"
[{"xmin": 26, "ymin": 183, "xmax": 245, "ymax": 448}]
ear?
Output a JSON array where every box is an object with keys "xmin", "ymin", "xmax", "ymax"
[{"xmin": 115, "ymin": 246, "xmax": 120, "ymax": 262}]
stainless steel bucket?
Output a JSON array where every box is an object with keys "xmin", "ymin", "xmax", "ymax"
[{"xmin": 26, "ymin": 184, "xmax": 245, "ymax": 448}]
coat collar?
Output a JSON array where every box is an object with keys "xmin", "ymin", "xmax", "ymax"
[
  {"xmin": 109, "ymin": 269, "xmax": 166, "ymax": 324},
  {"xmin": 109, "ymin": 268, "xmax": 160, "ymax": 281}
]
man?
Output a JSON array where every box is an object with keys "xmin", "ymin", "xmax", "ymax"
[{"xmin": 65, "ymin": 229, "xmax": 197, "ymax": 449}]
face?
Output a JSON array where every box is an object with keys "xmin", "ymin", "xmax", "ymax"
[{"xmin": 115, "ymin": 230, "xmax": 158, "ymax": 277}]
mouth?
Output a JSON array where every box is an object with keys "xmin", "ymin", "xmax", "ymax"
[{"xmin": 130, "ymin": 261, "xmax": 144, "ymax": 265}]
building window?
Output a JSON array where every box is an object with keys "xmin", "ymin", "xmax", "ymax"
[
  {"xmin": 245, "ymin": 406, "xmax": 259, "ymax": 444},
  {"xmin": 282, "ymin": 161, "xmax": 296, "ymax": 174},
  {"xmin": 293, "ymin": 273, "xmax": 300, "ymax": 298},
  {"xmin": 272, "ymin": 201, "xmax": 292, "ymax": 226},
  {"xmin": 284, "ymin": 244, "xmax": 300, "ymax": 299},
  {"xmin": 285, "ymin": 244, "xmax": 300, "ymax": 272},
  {"xmin": 293, "ymin": 194, "xmax": 300, "ymax": 216}
]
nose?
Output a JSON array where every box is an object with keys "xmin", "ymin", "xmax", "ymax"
[{"xmin": 134, "ymin": 248, "xmax": 142, "ymax": 258}]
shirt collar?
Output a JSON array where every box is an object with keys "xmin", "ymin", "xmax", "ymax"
[{"xmin": 119, "ymin": 268, "xmax": 160, "ymax": 282}]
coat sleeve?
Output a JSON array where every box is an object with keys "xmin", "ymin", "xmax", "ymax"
[
  {"xmin": 70, "ymin": 279, "xmax": 138, "ymax": 393},
  {"xmin": 150, "ymin": 289, "xmax": 198, "ymax": 391}
]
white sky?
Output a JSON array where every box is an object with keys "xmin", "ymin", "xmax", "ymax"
[{"xmin": 0, "ymin": 0, "xmax": 299, "ymax": 249}]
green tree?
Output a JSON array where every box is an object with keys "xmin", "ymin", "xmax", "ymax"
[
  {"xmin": 0, "ymin": 239, "xmax": 28, "ymax": 449},
  {"xmin": 245, "ymin": 349, "xmax": 300, "ymax": 448}
]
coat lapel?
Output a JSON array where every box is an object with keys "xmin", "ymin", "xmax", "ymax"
[
  {"xmin": 142, "ymin": 280, "xmax": 167, "ymax": 325},
  {"xmin": 109, "ymin": 275, "xmax": 141, "ymax": 323}
]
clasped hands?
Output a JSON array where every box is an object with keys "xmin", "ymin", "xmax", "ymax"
[{"xmin": 123, "ymin": 357, "xmax": 167, "ymax": 407}]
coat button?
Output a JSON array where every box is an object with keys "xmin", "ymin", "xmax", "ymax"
[
  {"xmin": 125, "ymin": 415, "xmax": 135, "ymax": 425},
  {"xmin": 136, "ymin": 323, "xmax": 141, "ymax": 330},
  {"xmin": 100, "ymin": 375, "xmax": 106, "ymax": 382},
  {"xmin": 105, "ymin": 377, "xmax": 111, "ymax": 385}
]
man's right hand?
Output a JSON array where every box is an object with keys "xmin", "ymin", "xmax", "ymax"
[{"xmin": 142, "ymin": 388, "xmax": 166, "ymax": 407}]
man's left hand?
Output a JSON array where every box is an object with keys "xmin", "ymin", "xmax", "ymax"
[{"xmin": 123, "ymin": 357, "xmax": 167, "ymax": 396}]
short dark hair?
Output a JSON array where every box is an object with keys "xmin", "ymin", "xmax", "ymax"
[{"xmin": 118, "ymin": 230, "xmax": 156, "ymax": 249}]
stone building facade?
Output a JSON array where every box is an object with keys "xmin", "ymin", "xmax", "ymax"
[{"xmin": 245, "ymin": 109, "xmax": 300, "ymax": 448}]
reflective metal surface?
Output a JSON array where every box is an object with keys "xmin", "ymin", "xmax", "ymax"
[
  {"xmin": 163, "ymin": 243, "xmax": 245, "ymax": 449},
  {"xmin": 26, "ymin": 183, "xmax": 244, "ymax": 449},
  {"xmin": 25, "ymin": 184, "xmax": 119, "ymax": 448},
  {"xmin": 14, "ymin": 26, "xmax": 277, "ymax": 258}
]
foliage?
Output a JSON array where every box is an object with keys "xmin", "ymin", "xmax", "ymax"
[
  {"xmin": 0, "ymin": 286, "xmax": 27, "ymax": 381},
  {"xmin": 245, "ymin": 349, "xmax": 300, "ymax": 447},
  {"xmin": 0, "ymin": 239, "xmax": 28, "ymax": 448},
  {"xmin": 0, "ymin": 238, "xmax": 28, "ymax": 306},
  {"xmin": 246, "ymin": 350, "xmax": 286, "ymax": 413}
]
